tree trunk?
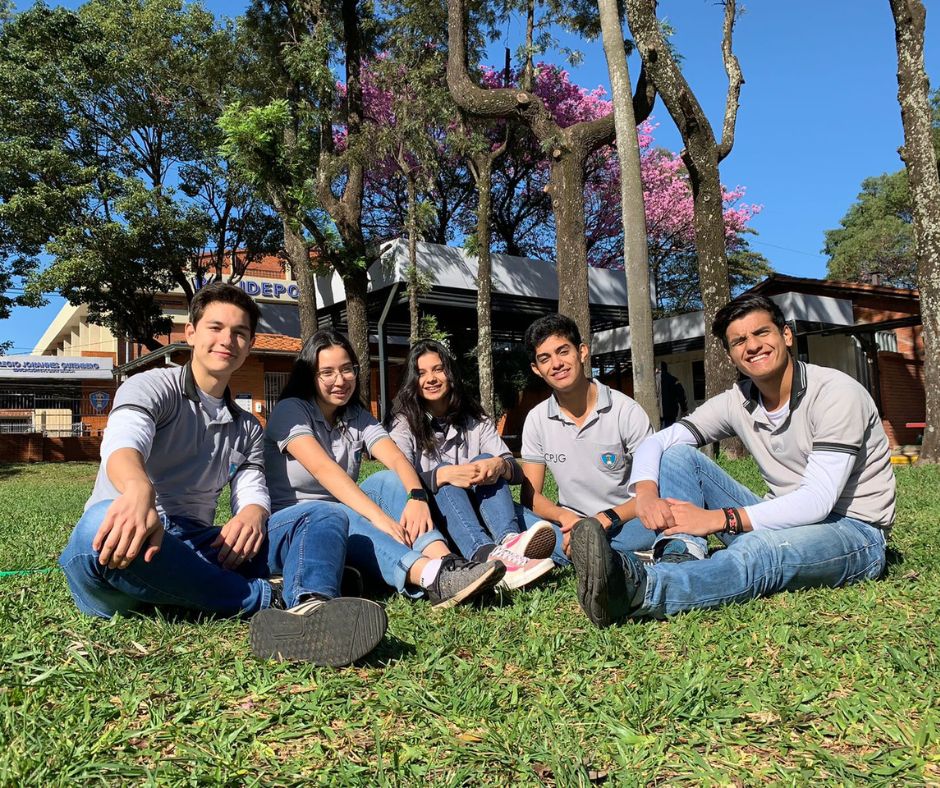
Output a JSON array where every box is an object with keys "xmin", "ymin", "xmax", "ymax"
[
  {"xmin": 282, "ymin": 216, "xmax": 317, "ymax": 342},
  {"xmin": 474, "ymin": 153, "xmax": 496, "ymax": 418},
  {"xmin": 890, "ymin": 0, "xmax": 940, "ymax": 462},
  {"xmin": 406, "ymin": 171, "xmax": 420, "ymax": 343},
  {"xmin": 343, "ymin": 263, "xmax": 371, "ymax": 409},
  {"xmin": 548, "ymin": 151, "xmax": 592, "ymax": 352},
  {"xmin": 598, "ymin": 0, "xmax": 658, "ymax": 424},
  {"xmin": 624, "ymin": 0, "xmax": 740, "ymax": 402}
]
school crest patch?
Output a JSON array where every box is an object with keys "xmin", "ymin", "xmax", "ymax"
[{"xmin": 601, "ymin": 452, "xmax": 617, "ymax": 469}]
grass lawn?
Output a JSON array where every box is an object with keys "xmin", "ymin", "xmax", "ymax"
[{"xmin": 0, "ymin": 459, "xmax": 937, "ymax": 785}]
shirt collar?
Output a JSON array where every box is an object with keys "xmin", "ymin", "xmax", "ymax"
[
  {"xmin": 182, "ymin": 362, "xmax": 238, "ymax": 420},
  {"xmin": 739, "ymin": 360, "xmax": 807, "ymax": 423},
  {"xmin": 547, "ymin": 379, "xmax": 611, "ymax": 422}
]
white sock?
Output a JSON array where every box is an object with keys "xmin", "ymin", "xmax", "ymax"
[{"xmin": 419, "ymin": 558, "xmax": 443, "ymax": 589}]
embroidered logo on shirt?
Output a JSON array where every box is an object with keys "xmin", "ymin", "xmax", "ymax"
[
  {"xmin": 229, "ymin": 462, "xmax": 239, "ymax": 478},
  {"xmin": 601, "ymin": 453, "xmax": 618, "ymax": 468}
]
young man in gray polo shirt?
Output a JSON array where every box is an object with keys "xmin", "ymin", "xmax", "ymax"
[
  {"xmin": 59, "ymin": 283, "xmax": 387, "ymax": 666},
  {"xmin": 570, "ymin": 294, "xmax": 895, "ymax": 627},
  {"xmin": 519, "ymin": 314, "xmax": 657, "ymax": 565}
]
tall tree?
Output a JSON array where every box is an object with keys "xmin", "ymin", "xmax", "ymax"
[
  {"xmin": 447, "ymin": 0, "xmax": 655, "ymax": 349},
  {"xmin": 888, "ymin": 0, "xmax": 940, "ymax": 462},
  {"xmin": 624, "ymin": 0, "xmax": 744, "ymax": 400},
  {"xmin": 598, "ymin": 0, "xmax": 656, "ymax": 422}
]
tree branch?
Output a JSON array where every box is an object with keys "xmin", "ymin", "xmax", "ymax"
[{"xmin": 717, "ymin": 0, "xmax": 744, "ymax": 162}]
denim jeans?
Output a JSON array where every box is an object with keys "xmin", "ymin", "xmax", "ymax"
[
  {"xmin": 341, "ymin": 470, "xmax": 448, "ymax": 597},
  {"xmin": 548, "ymin": 515, "xmax": 656, "ymax": 567},
  {"xmin": 634, "ymin": 444, "xmax": 887, "ymax": 617},
  {"xmin": 433, "ymin": 454, "xmax": 531, "ymax": 560},
  {"xmin": 59, "ymin": 499, "xmax": 349, "ymax": 619}
]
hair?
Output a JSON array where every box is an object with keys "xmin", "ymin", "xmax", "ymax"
[
  {"xmin": 523, "ymin": 313, "xmax": 582, "ymax": 362},
  {"xmin": 712, "ymin": 294, "xmax": 788, "ymax": 351},
  {"xmin": 387, "ymin": 339, "xmax": 485, "ymax": 457},
  {"xmin": 278, "ymin": 329, "xmax": 362, "ymax": 416},
  {"xmin": 189, "ymin": 282, "xmax": 261, "ymax": 336}
]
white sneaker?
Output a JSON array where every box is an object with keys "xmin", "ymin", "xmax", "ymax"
[
  {"xmin": 488, "ymin": 545, "xmax": 555, "ymax": 590},
  {"xmin": 501, "ymin": 520, "xmax": 557, "ymax": 560}
]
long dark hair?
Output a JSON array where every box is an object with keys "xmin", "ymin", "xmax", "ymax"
[
  {"xmin": 279, "ymin": 329, "xmax": 362, "ymax": 419},
  {"xmin": 388, "ymin": 339, "xmax": 485, "ymax": 457}
]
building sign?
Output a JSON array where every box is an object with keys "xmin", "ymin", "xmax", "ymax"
[
  {"xmin": 0, "ymin": 356, "xmax": 114, "ymax": 380},
  {"xmin": 191, "ymin": 276, "xmax": 299, "ymax": 302}
]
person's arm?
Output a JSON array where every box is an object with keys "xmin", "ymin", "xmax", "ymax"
[
  {"xmin": 285, "ymin": 435, "xmax": 408, "ymax": 544},
  {"xmin": 213, "ymin": 425, "xmax": 271, "ymax": 569},
  {"xmin": 519, "ymin": 462, "xmax": 581, "ymax": 531},
  {"xmin": 662, "ymin": 450, "xmax": 855, "ymax": 536},
  {"xmin": 94, "ymin": 446, "xmax": 164, "ymax": 570},
  {"xmin": 369, "ymin": 436, "xmax": 435, "ymax": 543},
  {"xmin": 628, "ymin": 423, "xmax": 700, "ymax": 532},
  {"xmin": 471, "ymin": 418, "xmax": 522, "ymax": 486}
]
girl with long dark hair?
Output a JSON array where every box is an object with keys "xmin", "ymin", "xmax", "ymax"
[
  {"xmin": 387, "ymin": 340, "xmax": 556, "ymax": 590},
  {"xmin": 264, "ymin": 330, "xmax": 504, "ymax": 608}
]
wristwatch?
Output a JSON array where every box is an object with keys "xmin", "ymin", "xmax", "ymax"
[
  {"xmin": 602, "ymin": 508, "xmax": 622, "ymax": 528},
  {"xmin": 407, "ymin": 488, "xmax": 429, "ymax": 502}
]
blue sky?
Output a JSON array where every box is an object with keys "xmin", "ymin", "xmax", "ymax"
[{"xmin": 2, "ymin": 0, "xmax": 937, "ymax": 354}]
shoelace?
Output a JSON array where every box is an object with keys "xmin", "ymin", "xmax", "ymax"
[
  {"xmin": 489, "ymin": 545, "xmax": 529, "ymax": 566},
  {"xmin": 287, "ymin": 597, "xmax": 326, "ymax": 615}
]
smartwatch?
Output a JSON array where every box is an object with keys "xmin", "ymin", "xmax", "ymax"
[
  {"xmin": 407, "ymin": 488, "xmax": 429, "ymax": 502},
  {"xmin": 602, "ymin": 508, "xmax": 622, "ymax": 528}
]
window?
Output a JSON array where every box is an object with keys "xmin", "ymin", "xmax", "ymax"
[
  {"xmin": 692, "ymin": 359, "xmax": 706, "ymax": 402},
  {"xmin": 875, "ymin": 331, "xmax": 898, "ymax": 353},
  {"xmin": 264, "ymin": 372, "xmax": 290, "ymax": 416}
]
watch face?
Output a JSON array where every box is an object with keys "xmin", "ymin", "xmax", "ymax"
[{"xmin": 409, "ymin": 489, "xmax": 428, "ymax": 502}]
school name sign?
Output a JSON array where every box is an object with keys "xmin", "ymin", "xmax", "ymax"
[{"xmin": 0, "ymin": 356, "xmax": 114, "ymax": 380}]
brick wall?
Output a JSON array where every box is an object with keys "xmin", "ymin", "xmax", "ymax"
[
  {"xmin": 878, "ymin": 353, "xmax": 925, "ymax": 446},
  {"xmin": 0, "ymin": 433, "xmax": 103, "ymax": 464}
]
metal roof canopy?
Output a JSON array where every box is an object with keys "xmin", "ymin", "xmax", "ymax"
[{"xmin": 314, "ymin": 239, "xmax": 633, "ymax": 340}]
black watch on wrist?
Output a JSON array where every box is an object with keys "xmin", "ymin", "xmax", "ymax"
[
  {"xmin": 602, "ymin": 508, "xmax": 622, "ymax": 528},
  {"xmin": 407, "ymin": 488, "xmax": 429, "ymax": 502}
]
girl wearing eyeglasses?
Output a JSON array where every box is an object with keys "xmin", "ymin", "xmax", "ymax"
[
  {"xmin": 386, "ymin": 340, "xmax": 556, "ymax": 590},
  {"xmin": 264, "ymin": 330, "xmax": 504, "ymax": 608}
]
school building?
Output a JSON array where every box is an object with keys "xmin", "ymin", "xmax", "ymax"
[{"xmin": 0, "ymin": 240, "xmax": 926, "ymax": 462}]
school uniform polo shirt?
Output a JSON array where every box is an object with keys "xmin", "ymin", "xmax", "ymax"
[
  {"xmin": 521, "ymin": 381, "xmax": 653, "ymax": 517},
  {"xmin": 86, "ymin": 364, "xmax": 269, "ymax": 528},
  {"xmin": 678, "ymin": 362, "xmax": 896, "ymax": 527},
  {"xmin": 388, "ymin": 414, "xmax": 518, "ymax": 493},
  {"xmin": 264, "ymin": 398, "xmax": 388, "ymax": 512}
]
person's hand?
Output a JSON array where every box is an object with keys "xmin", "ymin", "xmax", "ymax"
[
  {"xmin": 661, "ymin": 499, "xmax": 725, "ymax": 537},
  {"xmin": 437, "ymin": 464, "xmax": 479, "ymax": 489},
  {"xmin": 470, "ymin": 457, "xmax": 507, "ymax": 486},
  {"xmin": 636, "ymin": 490, "xmax": 676, "ymax": 532},
  {"xmin": 93, "ymin": 480, "xmax": 163, "ymax": 569},
  {"xmin": 593, "ymin": 510, "xmax": 616, "ymax": 530},
  {"xmin": 212, "ymin": 506, "xmax": 267, "ymax": 569},
  {"xmin": 374, "ymin": 514, "xmax": 410, "ymax": 545},
  {"xmin": 557, "ymin": 509, "xmax": 584, "ymax": 556},
  {"xmin": 400, "ymin": 499, "xmax": 434, "ymax": 543}
]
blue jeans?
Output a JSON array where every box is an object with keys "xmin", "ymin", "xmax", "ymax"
[
  {"xmin": 342, "ymin": 470, "xmax": 448, "ymax": 597},
  {"xmin": 634, "ymin": 444, "xmax": 887, "ymax": 617},
  {"xmin": 59, "ymin": 500, "xmax": 349, "ymax": 619},
  {"xmin": 433, "ymin": 454, "xmax": 534, "ymax": 560}
]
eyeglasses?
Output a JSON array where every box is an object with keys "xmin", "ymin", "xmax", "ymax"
[{"xmin": 317, "ymin": 364, "xmax": 360, "ymax": 383}]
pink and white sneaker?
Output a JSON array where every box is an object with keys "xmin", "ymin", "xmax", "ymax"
[
  {"xmin": 501, "ymin": 520, "xmax": 557, "ymax": 560},
  {"xmin": 488, "ymin": 545, "xmax": 555, "ymax": 590}
]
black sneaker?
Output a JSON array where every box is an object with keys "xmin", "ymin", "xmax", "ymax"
[
  {"xmin": 569, "ymin": 518, "xmax": 646, "ymax": 628},
  {"xmin": 250, "ymin": 596, "xmax": 387, "ymax": 666},
  {"xmin": 425, "ymin": 555, "xmax": 505, "ymax": 609},
  {"xmin": 655, "ymin": 539, "xmax": 697, "ymax": 564}
]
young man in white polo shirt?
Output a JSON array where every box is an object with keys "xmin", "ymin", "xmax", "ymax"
[
  {"xmin": 59, "ymin": 283, "xmax": 387, "ymax": 666},
  {"xmin": 570, "ymin": 294, "xmax": 895, "ymax": 627},
  {"xmin": 519, "ymin": 314, "xmax": 658, "ymax": 565}
]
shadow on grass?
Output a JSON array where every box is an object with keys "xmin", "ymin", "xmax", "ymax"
[
  {"xmin": 884, "ymin": 545, "xmax": 905, "ymax": 571},
  {"xmin": 358, "ymin": 632, "xmax": 417, "ymax": 665},
  {"xmin": 0, "ymin": 464, "xmax": 25, "ymax": 482}
]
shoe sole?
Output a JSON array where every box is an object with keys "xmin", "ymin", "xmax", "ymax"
[
  {"xmin": 432, "ymin": 562, "xmax": 505, "ymax": 610},
  {"xmin": 569, "ymin": 518, "xmax": 620, "ymax": 628},
  {"xmin": 495, "ymin": 557, "xmax": 555, "ymax": 590},
  {"xmin": 250, "ymin": 597, "xmax": 388, "ymax": 666},
  {"xmin": 510, "ymin": 522, "xmax": 557, "ymax": 560}
]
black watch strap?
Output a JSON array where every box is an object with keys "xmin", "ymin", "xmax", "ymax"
[
  {"xmin": 408, "ymin": 488, "xmax": 429, "ymax": 502},
  {"xmin": 603, "ymin": 508, "xmax": 622, "ymax": 528}
]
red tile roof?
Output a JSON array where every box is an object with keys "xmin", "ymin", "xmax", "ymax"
[{"xmin": 252, "ymin": 334, "xmax": 302, "ymax": 353}]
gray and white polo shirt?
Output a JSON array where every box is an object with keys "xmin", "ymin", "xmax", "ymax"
[
  {"xmin": 265, "ymin": 398, "xmax": 388, "ymax": 512},
  {"xmin": 86, "ymin": 364, "xmax": 269, "ymax": 527},
  {"xmin": 678, "ymin": 362, "xmax": 896, "ymax": 527},
  {"xmin": 521, "ymin": 381, "xmax": 653, "ymax": 517}
]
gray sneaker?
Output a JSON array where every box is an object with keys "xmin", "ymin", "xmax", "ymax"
[
  {"xmin": 426, "ymin": 556, "xmax": 505, "ymax": 609},
  {"xmin": 250, "ymin": 596, "xmax": 387, "ymax": 666}
]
